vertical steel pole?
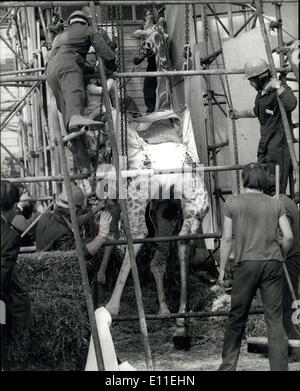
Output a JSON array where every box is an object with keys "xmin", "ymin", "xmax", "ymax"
[
  {"xmin": 55, "ymin": 117, "xmax": 105, "ymax": 372},
  {"xmin": 275, "ymin": 165, "xmax": 297, "ymax": 302},
  {"xmin": 89, "ymin": 1, "xmax": 153, "ymax": 370},
  {"xmin": 202, "ymin": 5, "xmax": 222, "ymax": 232}
]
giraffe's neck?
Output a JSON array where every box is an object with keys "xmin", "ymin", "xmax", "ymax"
[{"xmin": 154, "ymin": 30, "xmax": 171, "ymax": 111}]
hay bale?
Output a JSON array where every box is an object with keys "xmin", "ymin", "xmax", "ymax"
[{"xmin": 8, "ymin": 251, "xmax": 90, "ymax": 371}]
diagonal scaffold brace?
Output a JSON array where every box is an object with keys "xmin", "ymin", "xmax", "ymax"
[
  {"xmin": 88, "ymin": 1, "xmax": 153, "ymax": 371},
  {"xmin": 53, "ymin": 111, "xmax": 105, "ymax": 369},
  {"xmin": 255, "ymin": 0, "xmax": 299, "ymax": 197}
]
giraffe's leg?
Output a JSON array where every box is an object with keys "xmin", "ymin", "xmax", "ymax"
[
  {"xmin": 177, "ymin": 214, "xmax": 195, "ymax": 319},
  {"xmin": 173, "ymin": 176, "xmax": 209, "ymax": 349},
  {"xmin": 106, "ymin": 182, "xmax": 149, "ymax": 316},
  {"xmin": 97, "ymin": 245, "xmax": 114, "ymax": 286},
  {"xmin": 172, "ymin": 212, "xmax": 198, "ymax": 351},
  {"xmin": 97, "ymin": 204, "xmax": 121, "ymax": 287},
  {"xmin": 149, "ymin": 200, "xmax": 180, "ymax": 316},
  {"xmin": 150, "ymin": 249, "xmax": 170, "ymax": 317},
  {"xmin": 177, "ymin": 171, "xmax": 210, "ymax": 318},
  {"xmin": 105, "ymin": 243, "xmax": 143, "ymax": 316}
]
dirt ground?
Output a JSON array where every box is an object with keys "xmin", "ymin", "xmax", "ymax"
[
  {"xmin": 118, "ymin": 342, "xmax": 300, "ymax": 371},
  {"xmin": 106, "ymin": 273, "xmax": 300, "ymax": 372}
]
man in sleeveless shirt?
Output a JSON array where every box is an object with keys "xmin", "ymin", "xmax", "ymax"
[{"xmin": 218, "ymin": 163, "xmax": 293, "ymax": 371}]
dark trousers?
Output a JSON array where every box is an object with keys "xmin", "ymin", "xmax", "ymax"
[
  {"xmin": 265, "ymin": 143, "xmax": 291, "ymax": 194},
  {"xmin": 219, "ymin": 260, "xmax": 288, "ymax": 371},
  {"xmin": 283, "ymin": 253, "xmax": 300, "ymax": 341},
  {"xmin": 47, "ymin": 51, "xmax": 85, "ymax": 127},
  {"xmin": 47, "ymin": 51, "xmax": 91, "ymax": 173},
  {"xmin": 1, "ymin": 305, "xmax": 12, "ymax": 371}
]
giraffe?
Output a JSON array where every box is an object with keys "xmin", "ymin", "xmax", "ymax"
[
  {"xmin": 96, "ymin": 108, "xmax": 210, "ymax": 348},
  {"xmin": 132, "ymin": 15, "xmax": 171, "ymax": 112}
]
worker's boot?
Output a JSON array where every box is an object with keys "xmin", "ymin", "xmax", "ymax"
[{"xmin": 68, "ymin": 114, "xmax": 104, "ymax": 131}]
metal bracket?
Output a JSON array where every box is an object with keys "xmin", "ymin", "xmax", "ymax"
[
  {"xmin": 30, "ymin": 151, "xmax": 39, "ymax": 158},
  {"xmin": 269, "ymin": 20, "xmax": 282, "ymax": 29}
]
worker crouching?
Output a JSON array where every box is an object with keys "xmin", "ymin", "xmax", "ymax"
[{"xmin": 36, "ymin": 184, "xmax": 112, "ymax": 283}]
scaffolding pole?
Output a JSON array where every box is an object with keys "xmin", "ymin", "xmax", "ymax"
[
  {"xmin": 54, "ymin": 101, "xmax": 105, "ymax": 371},
  {"xmin": 0, "ymin": 1, "xmax": 297, "ymax": 7},
  {"xmin": 3, "ymin": 164, "xmax": 246, "ymax": 183},
  {"xmin": 202, "ymin": 5, "xmax": 222, "ymax": 232},
  {"xmin": 0, "ymin": 66, "xmax": 292, "ymax": 83},
  {"xmin": 88, "ymin": 0, "xmax": 153, "ymax": 370}
]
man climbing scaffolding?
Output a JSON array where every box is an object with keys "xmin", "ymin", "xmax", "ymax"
[{"xmin": 46, "ymin": 10, "xmax": 117, "ymax": 174}]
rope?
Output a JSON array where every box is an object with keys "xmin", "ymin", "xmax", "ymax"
[{"xmin": 212, "ymin": 5, "xmax": 241, "ymax": 193}]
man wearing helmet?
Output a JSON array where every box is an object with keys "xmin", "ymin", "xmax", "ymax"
[
  {"xmin": 233, "ymin": 58, "xmax": 297, "ymax": 194},
  {"xmin": 46, "ymin": 9, "xmax": 117, "ymax": 174},
  {"xmin": 36, "ymin": 184, "xmax": 112, "ymax": 280}
]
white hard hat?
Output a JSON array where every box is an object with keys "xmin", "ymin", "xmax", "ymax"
[
  {"xmin": 244, "ymin": 58, "xmax": 269, "ymax": 79},
  {"xmin": 67, "ymin": 10, "xmax": 89, "ymax": 25}
]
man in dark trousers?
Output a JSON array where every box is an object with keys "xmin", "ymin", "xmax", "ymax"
[
  {"xmin": 36, "ymin": 184, "xmax": 112, "ymax": 281},
  {"xmin": 46, "ymin": 10, "xmax": 116, "ymax": 173},
  {"xmin": 218, "ymin": 163, "xmax": 293, "ymax": 371},
  {"xmin": 1, "ymin": 180, "xmax": 33, "ymax": 370},
  {"xmin": 279, "ymin": 195, "xmax": 300, "ymax": 343},
  {"xmin": 237, "ymin": 58, "xmax": 297, "ymax": 194},
  {"xmin": 262, "ymin": 180, "xmax": 300, "ymax": 344},
  {"xmin": 47, "ymin": 10, "xmax": 116, "ymax": 130}
]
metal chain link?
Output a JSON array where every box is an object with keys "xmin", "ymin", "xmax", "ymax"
[
  {"xmin": 184, "ymin": 4, "xmax": 191, "ymax": 70},
  {"xmin": 213, "ymin": 6, "xmax": 241, "ymax": 193},
  {"xmin": 185, "ymin": 4, "xmax": 190, "ymax": 46},
  {"xmin": 115, "ymin": 6, "xmax": 128, "ymax": 169},
  {"xmin": 110, "ymin": 6, "xmax": 116, "ymax": 47},
  {"xmin": 119, "ymin": 6, "xmax": 128, "ymax": 169},
  {"xmin": 93, "ymin": 4, "xmax": 105, "ymax": 171}
]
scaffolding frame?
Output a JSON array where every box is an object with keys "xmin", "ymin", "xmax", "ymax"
[{"xmin": 0, "ymin": 0, "xmax": 298, "ymax": 371}]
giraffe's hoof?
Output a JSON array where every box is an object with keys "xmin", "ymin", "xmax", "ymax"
[
  {"xmin": 105, "ymin": 302, "xmax": 120, "ymax": 317},
  {"xmin": 158, "ymin": 305, "xmax": 171, "ymax": 317},
  {"xmin": 173, "ymin": 327, "xmax": 191, "ymax": 351}
]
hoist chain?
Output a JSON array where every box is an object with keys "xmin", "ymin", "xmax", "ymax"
[
  {"xmin": 185, "ymin": 4, "xmax": 190, "ymax": 46},
  {"xmin": 94, "ymin": 5, "xmax": 104, "ymax": 168},
  {"xmin": 116, "ymin": 6, "xmax": 128, "ymax": 168},
  {"xmin": 110, "ymin": 6, "xmax": 116, "ymax": 48},
  {"xmin": 203, "ymin": 8, "xmax": 209, "ymax": 42},
  {"xmin": 212, "ymin": 6, "xmax": 241, "ymax": 193},
  {"xmin": 94, "ymin": 4, "xmax": 104, "ymax": 119},
  {"xmin": 183, "ymin": 4, "xmax": 191, "ymax": 70}
]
